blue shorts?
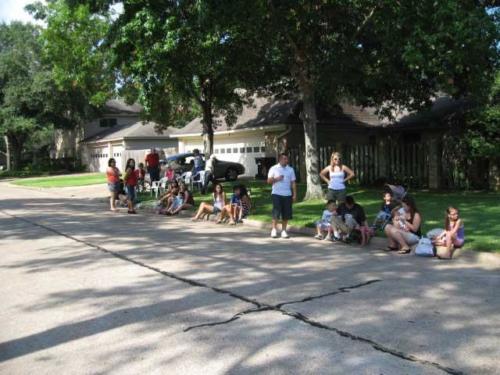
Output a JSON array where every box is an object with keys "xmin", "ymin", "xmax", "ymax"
[
  {"xmin": 126, "ymin": 185, "xmax": 136, "ymax": 201},
  {"xmin": 108, "ymin": 182, "xmax": 120, "ymax": 193},
  {"xmin": 272, "ymin": 194, "xmax": 292, "ymax": 220}
]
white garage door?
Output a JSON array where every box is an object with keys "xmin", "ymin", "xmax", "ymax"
[
  {"xmin": 111, "ymin": 146, "xmax": 124, "ymax": 171},
  {"xmin": 88, "ymin": 147, "xmax": 110, "ymax": 173}
]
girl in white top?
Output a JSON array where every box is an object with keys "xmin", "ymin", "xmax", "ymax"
[
  {"xmin": 320, "ymin": 152, "xmax": 355, "ymax": 204},
  {"xmin": 191, "ymin": 183, "xmax": 226, "ymax": 221}
]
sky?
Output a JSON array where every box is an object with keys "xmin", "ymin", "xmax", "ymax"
[
  {"xmin": 0, "ymin": 0, "xmax": 123, "ymax": 24},
  {"xmin": 0, "ymin": 0, "xmax": 43, "ymax": 24}
]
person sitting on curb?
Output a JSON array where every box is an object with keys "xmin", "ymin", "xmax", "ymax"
[
  {"xmin": 331, "ymin": 196, "xmax": 369, "ymax": 245},
  {"xmin": 216, "ymin": 184, "xmax": 251, "ymax": 225},
  {"xmin": 314, "ymin": 200, "xmax": 337, "ymax": 241},
  {"xmin": 192, "ymin": 182, "xmax": 226, "ymax": 221},
  {"xmin": 166, "ymin": 181, "xmax": 195, "ymax": 215},
  {"xmin": 384, "ymin": 195, "xmax": 422, "ymax": 254},
  {"xmin": 431, "ymin": 206, "xmax": 465, "ymax": 259}
]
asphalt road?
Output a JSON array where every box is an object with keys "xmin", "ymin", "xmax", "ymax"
[{"xmin": 0, "ymin": 182, "xmax": 499, "ymax": 375}]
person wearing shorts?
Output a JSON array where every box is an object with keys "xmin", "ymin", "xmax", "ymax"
[
  {"xmin": 123, "ymin": 158, "xmax": 138, "ymax": 214},
  {"xmin": 106, "ymin": 158, "xmax": 121, "ymax": 212},
  {"xmin": 320, "ymin": 152, "xmax": 355, "ymax": 204},
  {"xmin": 267, "ymin": 153, "xmax": 297, "ymax": 239}
]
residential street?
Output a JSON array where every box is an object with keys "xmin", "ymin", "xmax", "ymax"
[{"xmin": 0, "ymin": 182, "xmax": 499, "ymax": 375}]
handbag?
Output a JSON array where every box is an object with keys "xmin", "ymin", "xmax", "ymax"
[{"xmin": 415, "ymin": 237, "xmax": 435, "ymax": 257}]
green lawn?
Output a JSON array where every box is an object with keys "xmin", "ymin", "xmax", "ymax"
[
  {"xmin": 139, "ymin": 179, "xmax": 500, "ymax": 253},
  {"xmin": 12, "ymin": 173, "xmax": 105, "ymax": 188}
]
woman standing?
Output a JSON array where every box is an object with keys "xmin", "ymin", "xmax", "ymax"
[
  {"xmin": 106, "ymin": 158, "xmax": 121, "ymax": 212},
  {"xmin": 320, "ymin": 152, "xmax": 355, "ymax": 204},
  {"xmin": 123, "ymin": 158, "xmax": 138, "ymax": 214}
]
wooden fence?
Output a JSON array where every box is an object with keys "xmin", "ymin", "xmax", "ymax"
[{"xmin": 289, "ymin": 142, "xmax": 430, "ymax": 188}]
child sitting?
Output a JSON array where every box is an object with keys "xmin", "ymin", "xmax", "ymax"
[
  {"xmin": 314, "ymin": 200, "xmax": 337, "ymax": 241},
  {"xmin": 372, "ymin": 191, "xmax": 397, "ymax": 231},
  {"xmin": 165, "ymin": 182, "xmax": 195, "ymax": 215},
  {"xmin": 431, "ymin": 206, "xmax": 465, "ymax": 259},
  {"xmin": 229, "ymin": 186, "xmax": 243, "ymax": 225},
  {"xmin": 331, "ymin": 196, "xmax": 370, "ymax": 245}
]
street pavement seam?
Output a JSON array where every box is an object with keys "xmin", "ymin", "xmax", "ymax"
[{"xmin": 1, "ymin": 210, "xmax": 464, "ymax": 375}]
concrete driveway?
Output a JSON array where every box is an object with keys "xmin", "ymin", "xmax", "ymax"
[{"xmin": 0, "ymin": 182, "xmax": 499, "ymax": 374}]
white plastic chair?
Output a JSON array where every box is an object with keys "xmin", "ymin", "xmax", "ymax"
[
  {"xmin": 151, "ymin": 181, "xmax": 161, "ymax": 198},
  {"xmin": 159, "ymin": 178, "xmax": 168, "ymax": 195}
]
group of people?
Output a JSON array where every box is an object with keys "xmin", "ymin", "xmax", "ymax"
[
  {"xmin": 106, "ymin": 149, "xmax": 465, "ymax": 259},
  {"xmin": 106, "ymin": 158, "xmax": 146, "ymax": 214},
  {"xmin": 309, "ymin": 152, "xmax": 465, "ymax": 259},
  {"xmin": 191, "ymin": 183, "xmax": 251, "ymax": 224}
]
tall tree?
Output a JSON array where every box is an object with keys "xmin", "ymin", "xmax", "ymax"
[
  {"xmin": 27, "ymin": 0, "xmax": 116, "ymax": 107},
  {"xmin": 0, "ymin": 22, "xmax": 48, "ymax": 169},
  {"xmin": 218, "ymin": 1, "xmax": 498, "ymax": 199},
  {"xmin": 71, "ymin": 0, "xmax": 269, "ymax": 156}
]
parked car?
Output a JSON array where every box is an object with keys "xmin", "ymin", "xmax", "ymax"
[{"xmin": 164, "ymin": 153, "xmax": 245, "ymax": 181}]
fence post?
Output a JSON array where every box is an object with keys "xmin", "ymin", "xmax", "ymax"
[
  {"xmin": 489, "ymin": 158, "xmax": 500, "ymax": 191},
  {"xmin": 377, "ymin": 137, "xmax": 387, "ymax": 179},
  {"xmin": 428, "ymin": 138, "xmax": 442, "ymax": 189}
]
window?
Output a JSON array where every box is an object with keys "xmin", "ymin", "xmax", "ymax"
[
  {"xmin": 246, "ymin": 146, "xmax": 252, "ymax": 153},
  {"xmin": 226, "ymin": 148, "xmax": 231, "ymax": 154},
  {"xmin": 233, "ymin": 148, "xmax": 238, "ymax": 153},
  {"xmin": 99, "ymin": 118, "xmax": 117, "ymax": 128},
  {"xmin": 220, "ymin": 149, "xmax": 225, "ymax": 154},
  {"xmin": 240, "ymin": 147, "xmax": 245, "ymax": 153},
  {"xmin": 214, "ymin": 149, "xmax": 219, "ymax": 154},
  {"xmin": 260, "ymin": 146, "xmax": 266, "ymax": 153},
  {"xmin": 253, "ymin": 146, "xmax": 260, "ymax": 153}
]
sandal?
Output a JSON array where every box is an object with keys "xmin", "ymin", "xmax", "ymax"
[
  {"xmin": 397, "ymin": 247, "xmax": 411, "ymax": 254},
  {"xmin": 385, "ymin": 246, "xmax": 398, "ymax": 252}
]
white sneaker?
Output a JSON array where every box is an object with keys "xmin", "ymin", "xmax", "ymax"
[
  {"xmin": 271, "ymin": 228, "xmax": 278, "ymax": 238},
  {"xmin": 281, "ymin": 230, "xmax": 289, "ymax": 238}
]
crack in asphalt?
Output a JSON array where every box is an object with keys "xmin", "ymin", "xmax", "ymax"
[
  {"xmin": 275, "ymin": 279, "xmax": 382, "ymax": 308},
  {"xmin": 184, "ymin": 306, "xmax": 274, "ymax": 332},
  {"xmin": 1, "ymin": 210, "xmax": 464, "ymax": 375}
]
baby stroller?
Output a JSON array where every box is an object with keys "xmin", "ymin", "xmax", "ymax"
[{"xmin": 385, "ymin": 184, "xmax": 408, "ymax": 203}]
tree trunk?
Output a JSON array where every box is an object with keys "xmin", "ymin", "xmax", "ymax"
[
  {"xmin": 201, "ymin": 103, "xmax": 214, "ymax": 156},
  {"xmin": 9, "ymin": 135, "xmax": 23, "ymax": 171},
  {"xmin": 3, "ymin": 135, "xmax": 11, "ymax": 171},
  {"xmin": 298, "ymin": 81, "xmax": 324, "ymax": 200}
]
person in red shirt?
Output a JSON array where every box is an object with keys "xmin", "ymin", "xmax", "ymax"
[
  {"xmin": 145, "ymin": 148, "xmax": 160, "ymax": 182},
  {"xmin": 106, "ymin": 158, "xmax": 121, "ymax": 211},
  {"xmin": 123, "ymin": 158, "xmax": 138, "ymax": 214}
]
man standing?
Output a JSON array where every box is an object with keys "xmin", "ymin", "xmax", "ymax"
[
  {"xmin": 267, "ymin": 153, "xmax": 297, "ymax": 238},
  {"xmin": 145, "ymin": 148, "xmax": 160, "ymax": 182}
]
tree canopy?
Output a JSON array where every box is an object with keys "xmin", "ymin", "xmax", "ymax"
[{"xmin": 217, "ymin": 0, "xmax": 499, "ymax": 198}]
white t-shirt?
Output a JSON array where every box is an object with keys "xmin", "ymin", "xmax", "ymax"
[
  {"xmin": 268, "ymin": 164, "xmax": 296, "ymax": 196},
  {"xmin": 321, "ymin": 209, "xmax": 334, "ymax": 222}
]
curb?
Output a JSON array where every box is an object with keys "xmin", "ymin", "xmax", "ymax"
[{"xmin": 133, "ymin": 205, "xmax": 499, "ymax": 267}]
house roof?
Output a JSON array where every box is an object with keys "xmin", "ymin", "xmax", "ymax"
[
  {"xmin": 103, "ymin": 99, "xmax": 143, "ymax": 115},
  {"xmin": 171, "ymin": 96, "xmax": 391, "ymax": 137},
  {"xmin": 388, "ymin": 96, "xmax": 470, "ymax": 129},
  {"xmin": 82, "ymin": 121, "xmax": 172, "ymax": 144},
  {"xmin": 171, "ymin": 96, "xmax": 299, "ymax": 137}
]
